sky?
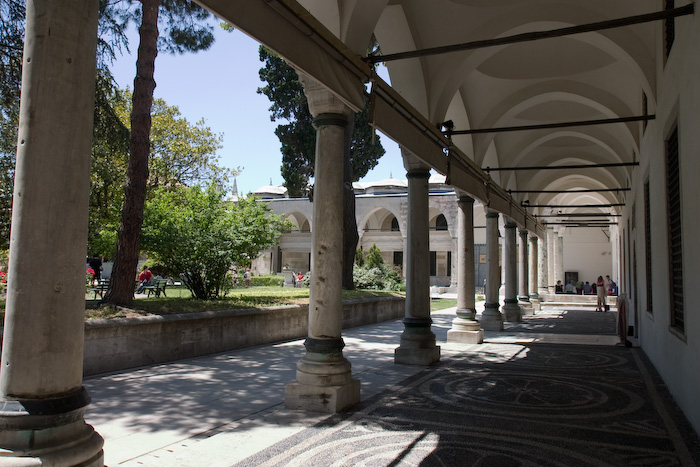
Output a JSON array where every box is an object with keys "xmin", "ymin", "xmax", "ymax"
[{"xmin": 109, "ymin": 24, "xmax": 405, "ymax": 195}]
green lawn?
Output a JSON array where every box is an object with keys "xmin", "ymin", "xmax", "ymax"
[
  {"xmin": 0, "ymin": 287, "xmax": 460, "ymax": 321},
  {"xmin": 81, "ymin": 286, "xmax": 404, "ymax": 319}
]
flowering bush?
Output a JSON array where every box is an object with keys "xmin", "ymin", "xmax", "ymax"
[
  {"xmin": 0, "ymin": 271, "xmax": 7, "ymax": 295},
  {"xmin": 86, "ymin": 268, "xmax": 95, "ymax": 286}
]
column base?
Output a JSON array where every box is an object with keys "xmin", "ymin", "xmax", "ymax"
[
  {"xmin": 394, "ymin": 318, "xmax": 440, "ymax": 366},
  {"xmin": 519, "ymin": 299, "xmax": 534, "ymax": 316},
  {"xmin": 394, "ymin": 346, "xmax": 441, "ymax": 366},
  {"xmin": 529, "ymin": 298, "xmax": 542, "ymax": 311},
  {"xmin": 285, "ymin": 379, "xmax": 361, "ymax": 413},
  {"xmin": 503, "ymin": 300, "xmax": 523, "ymax": 322},
  {"xmin": 0, "ymin": 388, "xmax": 104, "ymax": 467},
  {"xmin": 480, "ymin": 302, "xmax": 503, "ymax": 331},
  {"xmin": 447, "ymin": 316, "xmax": 483, "ymax": 344},
  {"xmin": 285, "ymin": 345, "xmax": 361, "ymax": 413}
]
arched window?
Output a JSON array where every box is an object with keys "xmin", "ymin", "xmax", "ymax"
[
  {"xmin": 435, "ymin": 214, "xmax": 448, "ymax": 231},
  {"xmin": 391, "ymin": 217, "xmax": 400, "ymax": 232}
]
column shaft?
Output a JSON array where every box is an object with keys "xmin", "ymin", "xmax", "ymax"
[
  {"xmin": 395, "ymin": 152, "xmax": 440, "ymax": 365},
  {"xmin": 502, "ymin": 221, "xmax": 522, "ymax": 322},
  {"xmin": 518, "ymin": 229, "xmax": 534, "ymax": 315},
  {"xmin": 518, "ymin": 229, "xmax": 529, "ymax": 301},
  {"xmin": 0, "ymin": 1, "xmax": 104, "ymax": 464},
  {"xmin": 285, "ymin": 76, "xmax": 359, "ymax": 413},
  {"xmin": 447, "ymin": 195, "xmax": 483, "ymax": 344},
  {"xmin": 480, "ymin": 209, "xmax": 503, "ymax": 330},
  {"xmin": 557, "ymin": 234, "xmax": 565, "ymax": 287},
  {"xmin": 538, "ymin": 233, "xmax": 549, "ymax": 297},
  {"xmin": 547, "ymin": 228, "xmax": 556, "ymax": 293},
  {"xmin": 529, "ymin": 235, "xmax": 540, "ymax": 300}
]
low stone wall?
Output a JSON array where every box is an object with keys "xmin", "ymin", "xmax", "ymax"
[
  {"xmin": 540, "ymin": 294, "xmax": 618, "ymax": 306},
  {"xmin": 83, "ymin": 296, "xmax": 405, "ymax": 376}
]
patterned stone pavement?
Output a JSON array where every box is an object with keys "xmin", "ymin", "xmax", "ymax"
[
  {"xmin": 86, "ymin": 306, "xmax": 700, "ymax": 466},
  {"xmin": 237, "ymin": 316, "xmax": 700, "ymax": 466}
]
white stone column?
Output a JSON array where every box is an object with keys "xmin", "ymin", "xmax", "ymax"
[
  {"xmin": 395, "ymin": 151, "xmax": 440, "ymax": 365},
  {"xmin": 480, "ymin": 208, "xmax": 503, "ymax": 330},
  {"xmin": 447, "ymin": 193, "xmax": 483, "ymax": 344},
  {"xmin": 529, "ymin": 234, "xmax": 541, "ymax": 310},
  {"xmin": 285, "ymin": 76, "xmax": 360, "ymax": 412},
  {"xmin": 502, "ymin": 220, "xmax": 522, "ymax": 322},
  {"xmin": 556, "ymin": 233, "xmax": 565, "ymax": 289},
  {"xmin": 538, "ymin": 232, "xmax": 549, "ymax": 297},
  {"xmin": 0, "ymin": 1, "xmax": 104, "ymax": 465},
  {"xmin": 547, "ymin": 228, "xmax": 556, "ymax": 293},
  {"xmin": 518, "ymin": 228, "xmax": 533, "ymax": 315}
]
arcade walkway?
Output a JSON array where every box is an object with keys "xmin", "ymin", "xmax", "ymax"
[{"xmin": 84, "ymin": 303, "xmax": 700, "ymax": 466}]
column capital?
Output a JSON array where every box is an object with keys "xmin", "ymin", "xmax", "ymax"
[
  {"xmin": 313, "ymin": 112, "xmax": 349, "ymax": 128},
  {"xmin": 485, "ymin": 208, "xmax": 499, "ymax": 218},
  {"xmin": 298, "ymin": 72, "xmax": 353, "ymax": 118},
  {"xmin": 458, "ymin": 194, "xmax": 475, "ymax": 205},
  {"xmin": 504, "ymin": 219, "xmax": 517, "ymax": 229},
  {"xmin": 406, "ymin": 169, "xmax": 430, "ymax": 179}
]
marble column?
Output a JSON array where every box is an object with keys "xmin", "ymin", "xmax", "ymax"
[
  {"xmin": 556, "ymin": 233, "xmax": 565, "ymax": 289},
  {"xmin": 529, "ymin": 234, "xmax": 541, "ymax": 310},
  {"xmin": 395, "ymin": 151, "xmax": 440, "ymax": 365},
  {"xmin": 518, "ymin": 228, "xmax": 533, "ymax": 316},
  {"xmin": 480, "ymin": 208, "xmax": 503, "ymax": 330},
  {"xmin": 547, "ymin": 228, "xmax": 556, "ymax": 293},
  {"xmin": 0, "ymin": 1, "xmax": 104, "ymax": 465},
  {"xmin": 538, "ymin": 232, "xmax": 549, "ymax": 297},
  {"xmin": 447, "ymin": 194, "xmax": 483, "ymax": 344},
  {"xmin": 285, "ymin": 76, "xmax": 360, "ymax": 412},
  {"xmin": 502, "ymin": 220, "xmax": 522, "ymax": 322}
]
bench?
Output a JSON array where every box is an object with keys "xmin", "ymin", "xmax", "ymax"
[
  {"xmin": 142, "ymin": 278, "xmax": 168, "ymax": 297},
  {"xmin": 87, "ymin": 280, "xmax": 110, "ymax": 300}
]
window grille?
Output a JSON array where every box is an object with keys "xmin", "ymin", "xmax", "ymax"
[{"xmin": 666, "ymin": 126, "xmax": 683, "ymax": 332}]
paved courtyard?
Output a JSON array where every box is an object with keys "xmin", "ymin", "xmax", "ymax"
[{"xmin": 84, "ymin": 303, "xmax": 700, "ymax": 466}]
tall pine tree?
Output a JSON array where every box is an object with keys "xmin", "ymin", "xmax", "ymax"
[
  {"xmin": 257, "ymin": 47, "xmax": 385, "ymax": 289},
  {"xmin": 105, "ymin": 0, "xmax": 215, "ymax": 306}
]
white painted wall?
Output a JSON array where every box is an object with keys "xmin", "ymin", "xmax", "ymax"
[
  {"xmin": 562, "ymin": 227, "xmax": 613, "ymax": 286},
  {"xmin": 626, "ymin": 9, "xmax": 700, "ymax": 434}
]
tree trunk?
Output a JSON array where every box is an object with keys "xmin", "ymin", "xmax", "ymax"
[
  {"xmin": 104, "ymin": 0, "xmax": 159, "ymax": 306},
  {"xmin": 342, "ymin": 117, "xmax": 357, "ymax": 290}
]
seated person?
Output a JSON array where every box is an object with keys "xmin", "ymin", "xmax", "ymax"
[
  {"xmin": 565, "ymin": 280, "xmax": 576, "ymax": 294},
  {"xmin": 555, "ymin": 280, "xmax": 564, "ymax": 293},
  {"xmin": 136, "ymin": 265, "xmax": 152, "ymax": 293},
  {"xmin": 582, "ymin": 281, "xmax": 592, "ymax": 294}
]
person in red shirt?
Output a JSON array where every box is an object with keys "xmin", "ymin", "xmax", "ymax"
[{"xmin": 137, "ymin": 265, "xmax": 153, "ymax": 293}]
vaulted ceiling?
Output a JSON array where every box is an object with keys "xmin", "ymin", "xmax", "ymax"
[{"xmin": 197, "ymin": 0, "xmax": 680, "ymax": 230}]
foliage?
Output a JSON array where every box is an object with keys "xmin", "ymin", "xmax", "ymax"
[
  {"xmin": 257, "ymin": 46, "xmax": 385, "ymax": 196},
  {"xmin": 106, "ymin": 0, "xmax": 216, "ymax": 307},
  {"xmin": 353, "ymin": 244, "xmax": 404, "ymax": 291},
  {"xmin": 364, "ymin": 243, "xmax": 384, "ymax": 269},
  {"xmin": 0, "ymin": 0, "xmax": 24, "ymax": 250},
  {"xmin": 88, "ymin": 88, "xmax": 229, "ymax": 258},
  {"xmin": 0, "ymin": 1, "xmax": 131, "ymax": 250},
  {"xmin": 354, "ymin": 248, "xmax": 365, "ymax": 267},
  {"xmin": 249, "ymin": 275, "xmax": 284, "ymax": 287},
  {"xmin": 141, "ymin": 184, "xmax": 288, "ymax": 300}
]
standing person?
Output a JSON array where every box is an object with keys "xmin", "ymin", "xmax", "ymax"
[
  {"xmin": 244, "ymin": 268, "xmax": 251, "ymax": 287},
  {"xmin": 605, "ymin": 275, "xmax": 613, "ymax": 295},
  {"xmin": 596, "ymin": 275, "xmax": 606, "ymax": 312},
  {"xmin": 88, "ymin": 255, "xmax": 103, "ymax": 282},
  {"xmin": 136, "ymin": 265, "xmax": 153, "ymax": 294}
]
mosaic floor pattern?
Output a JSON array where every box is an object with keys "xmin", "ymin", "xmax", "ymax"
[{"xmin": 238, "ymin": 343, "xmax": 700, "ymax": 466}]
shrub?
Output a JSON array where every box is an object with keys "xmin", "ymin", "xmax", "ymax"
[
  {"xmin": 353, "ymin": 244, "xmax": 404, "ymax": 291},
  {"xmin": 250, "ymin": 275, "xmax": 284, "ymax": 287}
]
